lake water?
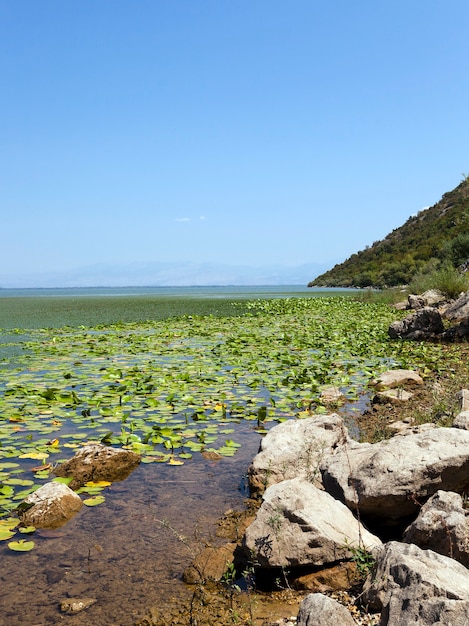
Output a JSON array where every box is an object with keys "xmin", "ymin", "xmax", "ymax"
[
  {"xmin": 0, "ymin": 285, "xmax": 345, "ymax": 299},
  {"xmin": 0, "ymin": 285, "xmax": 356, "ymax": 331},
  {"xmin": 0, "ymin": 286, "xmax": 357, "ymax": 625}
]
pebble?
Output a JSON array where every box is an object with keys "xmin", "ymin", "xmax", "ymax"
[{"xmin": 60, "ymin": 597, "xmax": 97, "ymax": 614}]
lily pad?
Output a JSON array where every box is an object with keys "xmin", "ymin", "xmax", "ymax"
[
  {"xmin": 83, "ymin": 495, "xmax": 105, "ymax": 507},
  {"xmin": 8, "ymin": 539, "xmax": 35, "ymax": 551},
  {"xmin": 0, "ymin": 528, "xmax": 16, "ymax": 541}
]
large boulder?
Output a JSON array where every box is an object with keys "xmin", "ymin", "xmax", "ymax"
[
  {"xmin": 362, "ymin": 541, "xmax": 469, "ymax": 625},
  {"xmin": 320, "ymin": 427, "xmax": 469, "ymax": 524},
  {"xmin": 440, "ymin": 318, "xmax": 469, "ymax": 342},
  {"xmin": 296, "ymin": 593, "xmax": 356, "ymax": 626},
  {"xmin": 19, "ymin": 482, "xmax": 83, "ymax": 529},
  {"xmin": 242, "ymin": 477, "xmax": 381, "ymax": 568},
  {"xmin": 54, "ymin": 444, "xmax": 141, "ymax": 489},
  {"xmin": 247, "ymin": 413, "xmax": 349, "ymax": 497},
  {"xmin": 403, "ymin": 490, "xmax": 469, "ymax": 567},
  {"xmin": 388, "ymin": 307, "xmax": 444, "ymax": 340},
  {"xmin": 442, "ymin": 290, "xmax": 469, "ymax": 322}
]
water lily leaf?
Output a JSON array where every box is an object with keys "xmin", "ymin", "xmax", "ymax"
[
  {"xmin": 18, "ymin": 452, "xmax": 49, "ymax": 460},
  {"xmin": 53, "ymin": 477, "xmax": 74, "ymax": 485},
  {"xmin": 3, "ymin": 478, "xmax": 35, "ymax": 486},
  {"xmin": 8, "ymin": 539, "xmax": 35, "ymax": 551},
  {"xmin": 85, "ymin": 480, "xmax": 111, "ymax": 487},
  {"xmin": 168, "ymin": 458, "xmax": 184, "ymax": 465},
  {"xmin": 77, "ymin": 486, "xmax": 104, "ymax": 495},
  {"xmin": 0, "ymin": 518, "xmax": 19, "ymax": 530},
  {"xmin": 33, "ymin": 470, "xmax": 51, "ymax": 479},
  {"xmin": 83, "ymin": 495, "xmax": 105, "ymax": 506},
  {"xmin": 0, "ymin": 528, "xmax": 16, "ymax": 541},
  {"xmin": 18, "ymin": 526, "xmax": 36, "ymax": 534}
]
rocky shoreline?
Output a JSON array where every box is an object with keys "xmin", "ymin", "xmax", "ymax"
[
  {"xmin": 171, "ymin": 289, "xmax": 469, "ymax": 625},
  {"xmin": 15, "ymin": 289, "xmax": 469, "ymax": 625}
]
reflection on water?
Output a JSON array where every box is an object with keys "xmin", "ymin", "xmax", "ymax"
[{"xmin": 0, "ymin": 428, "xmax": 259, "ymax": 626}]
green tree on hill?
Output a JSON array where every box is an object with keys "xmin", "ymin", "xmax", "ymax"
[{"xmin": 309, "ymin": 178, "xmax": 469, "ymax": 288}]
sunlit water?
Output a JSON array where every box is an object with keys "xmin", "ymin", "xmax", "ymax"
[
  {"xmin": 0, "ymin": 434, "xmax": 258, "ymax": 626},
  {"xmin": 0, "ymin": 286, "xmax": 360, "ymax": 625}
]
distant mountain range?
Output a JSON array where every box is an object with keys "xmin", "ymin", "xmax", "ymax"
[
  {"xmin": 1, "ymin": 261, "xmax": 330, "ymax": 289},
  {"xmin": 309, "ymin": 177, "xmax": 469, "ymax": 288}
]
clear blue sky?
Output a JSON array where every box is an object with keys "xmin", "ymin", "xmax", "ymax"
[{"xmin": 2, "ymin": 1, "xmax": 469, "ymax": 286}]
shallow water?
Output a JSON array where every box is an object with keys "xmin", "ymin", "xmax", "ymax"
[
  {"xmin": 0, "ymin": 426, "xmax": 259, "ymax": 626},
  {"xmin": 0, "ymin": 286, "xmax": 363, "ymax": 625}
]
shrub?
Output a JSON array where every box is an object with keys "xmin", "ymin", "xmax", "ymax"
[
  {"xmin": 409, "ymin": 263, "xmax": 469, "ymax": 299},
  {"xmin": 441, "ymin": 233, "xmax": 469, "ymax": 267}
]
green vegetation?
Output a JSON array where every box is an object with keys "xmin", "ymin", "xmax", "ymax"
[
  {"xmin": 409, "ymin": 262, "xmax": 469, "ymax": 299},
  {"xmin": 309, "ymin": 177, "xmax": 469, "ymax": 288},
  {"xmin": 343, "ymin": 539, "xmax": 376, "ymax": 580},
  {"xmin": 1, "ymin": 296, "xmax": 463, "ymax": 535},
  {"xmin": 0, "ymin": 295, "xmax": 251, "ymax": 330}
]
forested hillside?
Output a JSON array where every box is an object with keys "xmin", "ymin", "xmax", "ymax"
[{"xmin": 309, "ymin": 177, "xmax": 469, "ymax": 288}]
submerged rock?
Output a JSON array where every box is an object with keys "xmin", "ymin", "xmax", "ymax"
[
  {"xmin": 19, "ymin": 481, "xmax": 83, "ymax": 529},
  {"xmin": 60, "ymin": 597, "xmax": 97, "ymax": 614},
  {"xmin": 182, "ymin": 543, "xmax": 237, "ymax": 584},
  {"xmin": 54, "ymin": 444, "xmax": 141, "ymax": 489}
]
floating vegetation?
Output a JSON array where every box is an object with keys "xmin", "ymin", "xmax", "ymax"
[{"xmin": 0, "ymin": 297, "xmax": 454, "ymax": 522}]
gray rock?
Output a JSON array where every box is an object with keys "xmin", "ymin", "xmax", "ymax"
[
  {"xmin": 362, "ymin": 541, "xmax": 469, "ymax": 624},
  {"xmin": 453, "ymin": 410, "xmax": 469, "ymax": 430},
  {"xmin": 319, "ymin": 386, "xmax": 346, "ymax": 405},
  {"xmin": 19, "ymin": 481, "xmax": 83, "ymax": 529},
  {"xmin": 296, "ymin": 593, "xmax": 356, "ymax": 626},
  {"xmin": 457, "ymin": 389, "xmax": 469, "ymax": 412},
  {"xmin": 60, "ymin": 597, "xmax": 97, "ymax": 614},
  {"xmin": 54, "ymin": 444, "xmax": 141, "ymax": 489},
  {"xmin": 381, "ymin": 592, "xmax": 469, "ymax": 626},
  {"xmin": 407, "ymin": 290, "xmax": 446, "ymax": 310},
  {"xmin": 248, "ymin": 413, "xmax": 349, "ymax": 497},
  {"xmin": 370, "ymin": 368, "xmax": 423, "ymax": 390},
  {"xmin": 320, "ymin": 427, "xmax": 469, "ymax": 523},
  {"xmin": 242, "ymin": 477, "xmax": 381, "ymax": 568},
  {"xmin": 441, "ymin": 318, "xmax": 469, "ymax": 342},
  {"xmin": 403, "ymin": 490, "xmax": 469, "ymax": 567},
  {"xmin": 407, "ymin": 293, "xmax": 426, "ymax": 310},
  {"xmin": 443, "ymin": 290, "xmax": 469, "ymax": 322},
  {"xmin": 388, "ymin": 307, "xmax": 445, "ymax": 340},
  {"xmin": 373, "ymin": 389, "xmax": 414, "ymax": 404}
]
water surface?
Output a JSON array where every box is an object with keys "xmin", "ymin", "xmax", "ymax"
[{"xmin": 0, "ymin": 286, "xmax": 358, "ymax": 625}]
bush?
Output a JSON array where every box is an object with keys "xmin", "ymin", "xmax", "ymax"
[
  {"xmin": 441, "ymin": 233, "xmax": 469, "ymax": 267},
  {"xmin": 409, "ymin": 263, "xmax": 469, "ymax": 299}
]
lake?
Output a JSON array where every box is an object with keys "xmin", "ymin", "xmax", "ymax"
[{"xmin": 0, "ymin": 286, "xmax": 361, "ymax": 626}]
